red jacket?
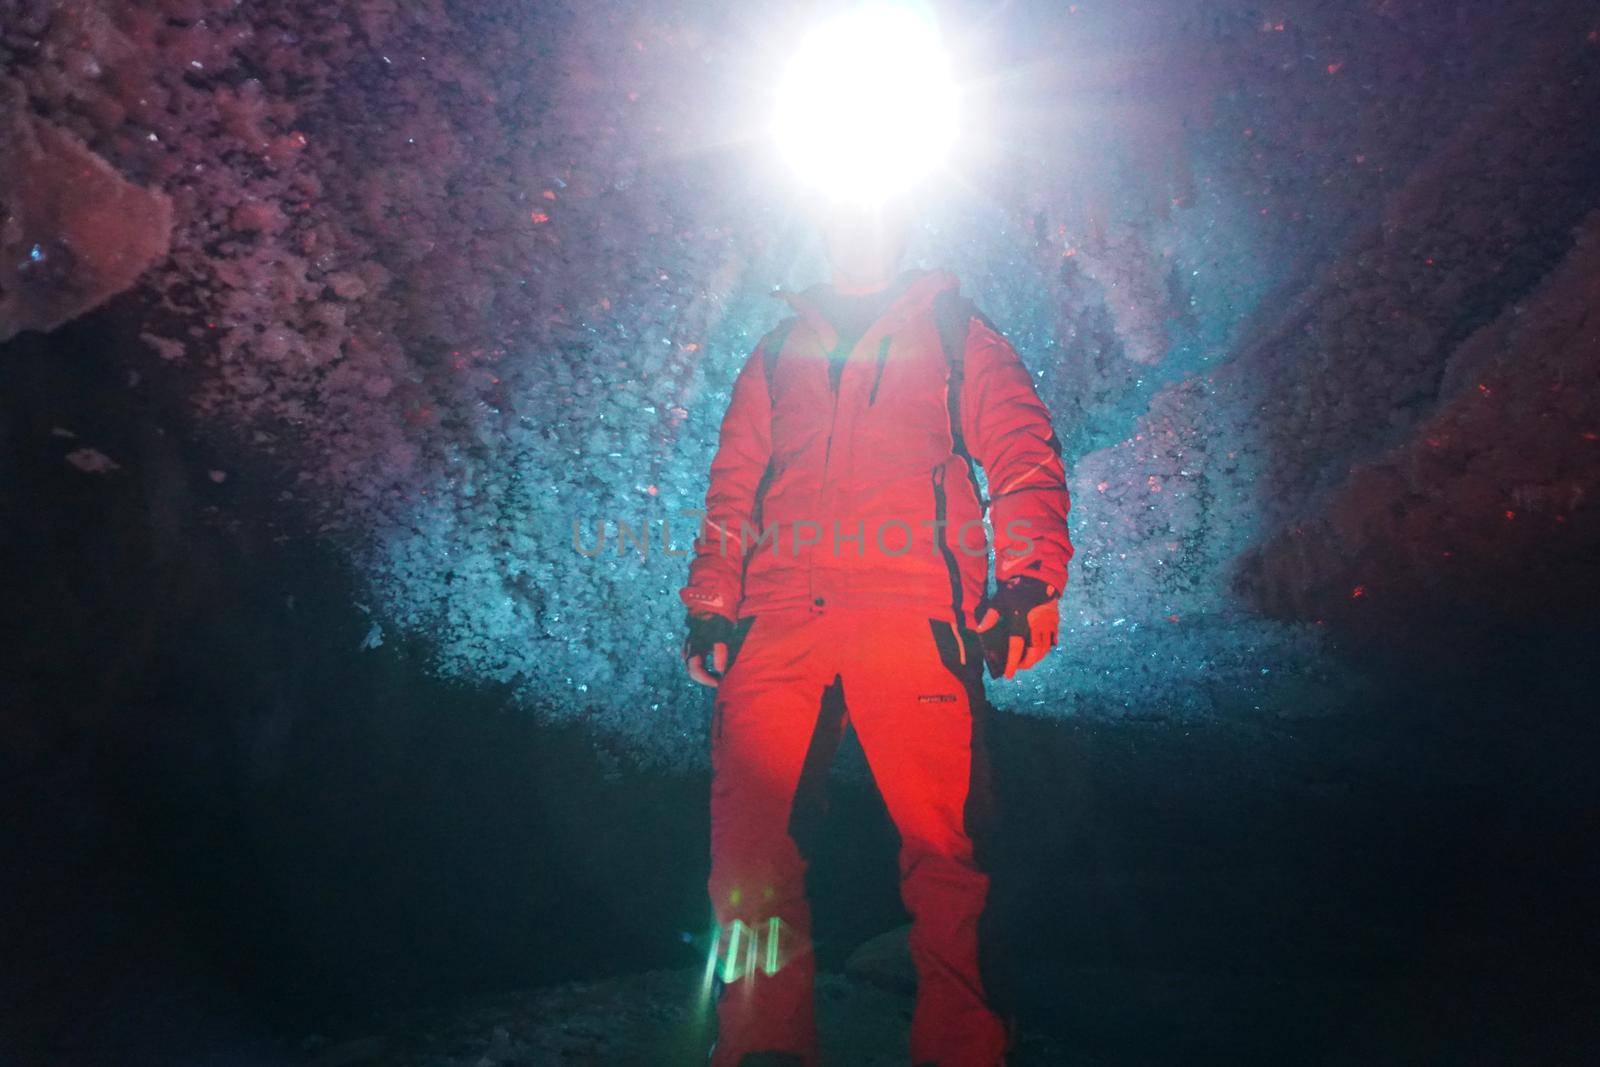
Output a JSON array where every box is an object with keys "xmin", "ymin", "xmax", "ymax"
[{"xmin": 681, "ymin": 269, "xmax": 1072, "ymax": 626}]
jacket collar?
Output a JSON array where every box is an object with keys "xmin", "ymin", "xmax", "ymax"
[{"xmin": 773, "ymin": 268, "xmax": 959, "ymax": 351}]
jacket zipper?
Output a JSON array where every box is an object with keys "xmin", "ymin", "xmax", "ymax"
[
  {"xmin": 812, "ymin": 337, "xmax": 849, "ymax": 600},
  {"xmin": 931, "ymin": 463, "xmax": 966, "ymax": 623},
  {"xmin": 868, "ymin": 335, "xmax": 891, "ymax": 405},
  {"xmin": 819, "ymin": 336, "xmax": 849, "ymax": 484}
]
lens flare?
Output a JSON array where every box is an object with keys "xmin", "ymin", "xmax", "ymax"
[{"xmin": 773, "ymin": 5, "xmax": 959, "ymax": 205}]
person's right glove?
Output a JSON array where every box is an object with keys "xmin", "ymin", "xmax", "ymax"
[
  {"xmin": 682, "ymin": 611, "xmax": 734, "ymax": 687},
  {"xmin": 973, "ymin": 575, "xmax": 1060, "ymax": 680}
]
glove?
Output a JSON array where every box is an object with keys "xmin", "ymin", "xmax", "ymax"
[
  {"xmin": 973, "ymin": 576, "xmax": 1060, "ymax": 680},
  {"xmin": 682, "ymin": 611, "xmax": 734, "ymax": 687}
]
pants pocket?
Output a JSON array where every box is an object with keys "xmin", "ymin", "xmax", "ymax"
[{"xmin": 927, "ymin": 617, "xmax": 983, "ymax": 685}]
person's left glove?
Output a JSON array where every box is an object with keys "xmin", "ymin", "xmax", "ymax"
[
  {"xmin": 973, "ymin": 575, "xmax": 1060, "ymax": 680},
  {"xmin": 682, "ymin": 611, "xmax": 734, "ymax": 687}
]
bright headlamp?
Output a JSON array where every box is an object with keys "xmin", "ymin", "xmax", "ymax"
[{"xmin": 773, "ymin": 5, "xmax": 959, "ymax": 206}]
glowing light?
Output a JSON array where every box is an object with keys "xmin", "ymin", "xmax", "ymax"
[
  {"xmin": 765, "ymin": 916, "xmax": 784, "ymax": 974},
  {"xmin": 723, "ymin": 919, "xmax": 745, "ymax": 981},
  {"xmin": 703, "ymin": 917, "xmax": 793, "ymax": 983},
  {"xmin": 700, "ymin": 923, "xmax": 722, "ymax": 1001},
  {"xmin": 773, "ymin": 5, "xmax": 958, "ymax": 205}
]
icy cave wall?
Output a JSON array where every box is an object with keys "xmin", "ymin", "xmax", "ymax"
[{"xmin": 3, "ymin": 0, "xmax": 1597, "ymax": 768}]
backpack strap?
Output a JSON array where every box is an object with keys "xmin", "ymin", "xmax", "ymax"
[
  {"xmin": 934, "ymin": 288, "xmax": 997, "ymax": 523},
  {"xmin": 933, "ymin": 288, "xmax": 974, "ymax": 371},
  {"xmin": 932, "ymin": 288, "xmax": 976, "ymax": 459},
  {"xmin": 761, "ymin": 316, "xmax": 798, "ymax": 407}
]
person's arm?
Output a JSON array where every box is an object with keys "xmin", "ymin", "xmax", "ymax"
[
  {"xmin": 958, "ymin": 313, "xmax": 1073, "ymax": 676},
  {"xmin": 679, "ymin": 336, "xmax": 774, "ymax": 684}
]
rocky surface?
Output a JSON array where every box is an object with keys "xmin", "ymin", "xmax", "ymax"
[
  {"xmin": 334, "ymin": 962, "xmax": 1069, "ymax": 1067},
  {"xmin": 1240, "ymin": 209, "xmax": 1600, "ymax": 627},
  {"xmin": 0, "ymin": 80, "xmax": 171, "ymax": 341}
]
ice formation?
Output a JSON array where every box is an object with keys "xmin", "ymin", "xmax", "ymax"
[{"xmin": 3, "ymin": 0, "xmax": 1596, "ymax": 768}]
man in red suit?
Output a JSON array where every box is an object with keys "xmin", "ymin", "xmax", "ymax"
[{"xmin": 682, "ymin": 205, "xmax": 1073, "ymax": 1067}]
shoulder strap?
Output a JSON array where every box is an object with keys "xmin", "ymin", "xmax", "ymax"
[
  {"xmin": 761, "ymin": 316, "xmax": 798, "ymax": 407},
  {"xmin": 933, "ymin": 288, "xmax": 974, "ymax": 374},
  {"xmin": 932, "ymin": 289, "xmax": 975, "ymax": 458}
]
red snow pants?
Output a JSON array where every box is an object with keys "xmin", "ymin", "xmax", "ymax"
[{"xmin": 706, "ymin": 605, "xmax": 1010, "ymax": 1067}]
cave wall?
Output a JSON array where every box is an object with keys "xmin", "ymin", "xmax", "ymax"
[
  {"xmin": 2, "ymin": 0, "xmax": 1597, "ymax": 765},
  {"xmin": 1239, "ymin": 209, "xmax": 1600, "ymax": 627}
]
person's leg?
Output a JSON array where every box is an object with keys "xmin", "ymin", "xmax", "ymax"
[
  {"xmin": 707, "ymin": 611, "xmax": 846, "ymax": 1067},
  {"xmin": 842, "ymin": 611, "xmax": 1010, "ymax": 1067}
]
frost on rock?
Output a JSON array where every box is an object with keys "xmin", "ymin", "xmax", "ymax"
[
  {"xmin": 65, "ymin": 447, "xmax": 121, "ymax": 474},
  {"xmin": 138, "ymin": 331, "xmax": 185, "ymax": 361}
]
